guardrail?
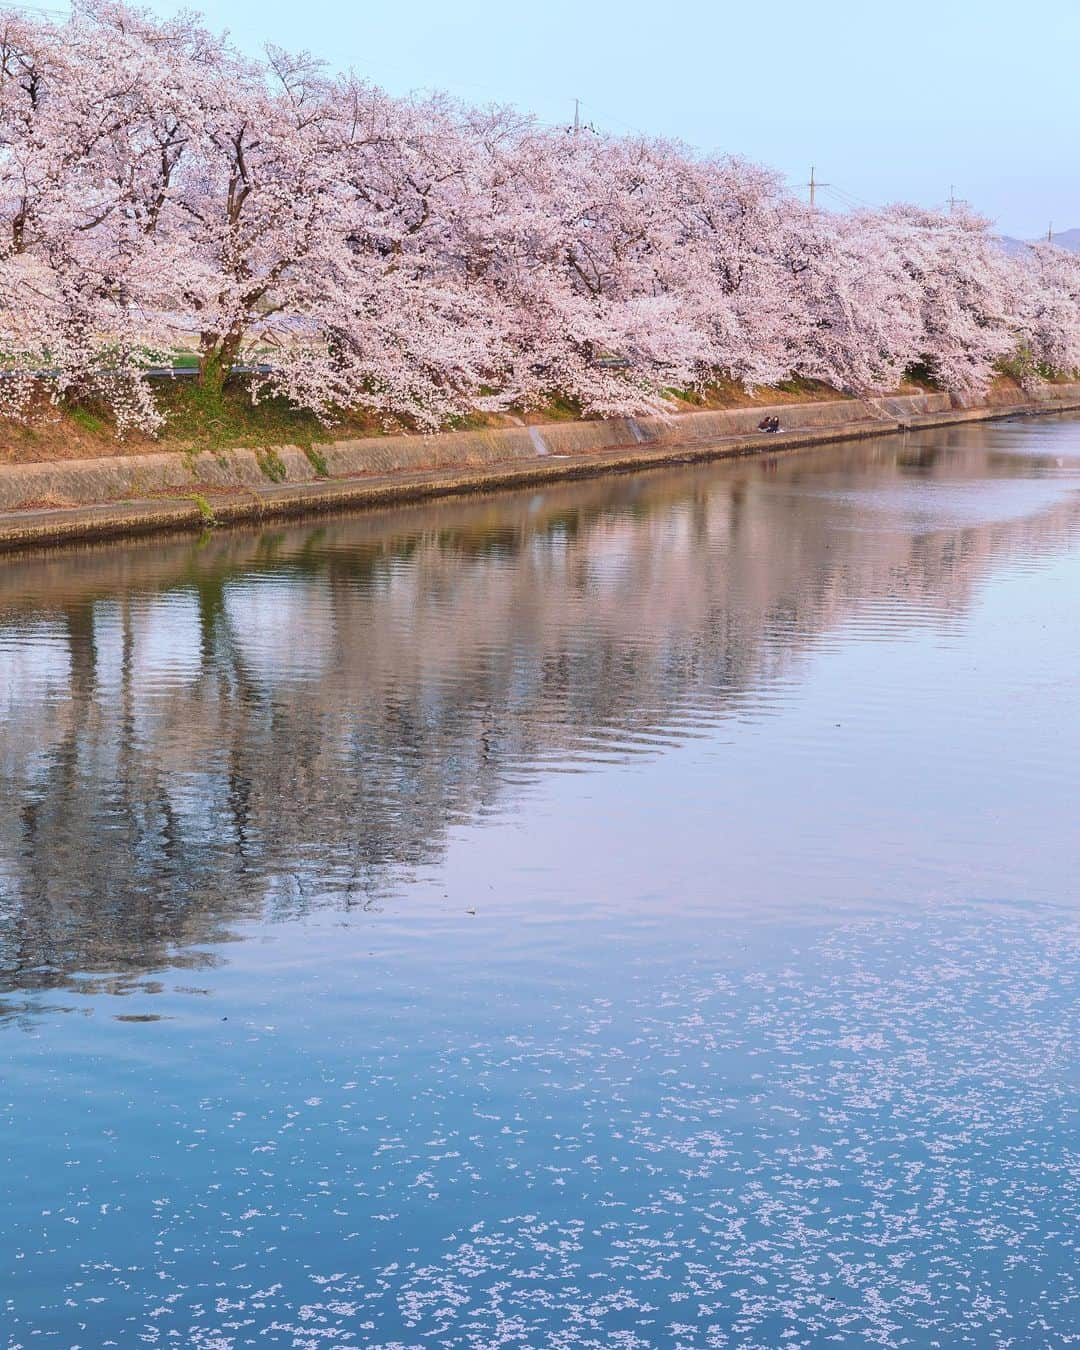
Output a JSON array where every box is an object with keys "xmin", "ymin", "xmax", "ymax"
[{"xmin": 0, "ymin": 363, "xmax": 276, "ymax": 381}]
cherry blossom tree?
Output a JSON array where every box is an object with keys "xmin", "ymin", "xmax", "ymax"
[
  {"xmin": 1013, "ymin": 243, "xmax": 1080, "ymax": 381},
  {"xmin": 2, "ymin": 1, "xmax": 1080, "ymax": 437},
  {"xmin": 450, "ymin": 126, "xmax": 714, "ymax": 416},
  {"xmin": 773, "ymin": 205, "xmax": 923, "ymax": 393},
  {"xmin": 257, "ymin": 87, "xmax": 508, "ymax": 427},
  {"xmin": 0, "ymin": 4, "xmax": 215, "ymax": 430},
  {"xmin": 872, "ymin": 205, "xmax": 1016, "ymax": 397}
]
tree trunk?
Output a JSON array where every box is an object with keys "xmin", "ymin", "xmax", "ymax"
[
  {"xmin": 198, "ymin": 330, "xmax": 242, "ymax": 395},
  {"xmin": 198, "ymin": 344, "xmax": 227, "ymax": 397}
]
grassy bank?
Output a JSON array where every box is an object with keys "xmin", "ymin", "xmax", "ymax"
[
  {"xmin": 0, "ymin": 377, "xmax": 859, "ymax": 466},
  {"xmin": 1, "ymin": 370, "xmax": 1058, "ymax": 470}
]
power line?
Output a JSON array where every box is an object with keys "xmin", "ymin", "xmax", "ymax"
[
  {"xmin": 820, "ymin": 184, "xmax": 869, "ymax": 211},
  {"xmin": 571, "ymin": 97, "xmax": 644, "ymax": 139},
  {"xmin": 0, "ymin": 3, "xmax": 69, "ymax": 15}
]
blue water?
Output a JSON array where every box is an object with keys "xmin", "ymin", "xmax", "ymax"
[{"xmin": 1, "ymin": 420, "xmax": 1078, "ymax": 1347}]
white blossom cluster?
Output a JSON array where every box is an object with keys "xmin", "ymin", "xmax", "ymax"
[{"xmin": 1, "ymin": 2, "xmax": 1077, "ymax": 434}]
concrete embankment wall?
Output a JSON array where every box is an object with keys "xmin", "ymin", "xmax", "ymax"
[
  {"xmin": 0, "ymin": 398, "xmax": 884, "ymax": 513},
  {"xmin": 2, "ymin": 384, "xmax": 1080, "ymax": 551}
]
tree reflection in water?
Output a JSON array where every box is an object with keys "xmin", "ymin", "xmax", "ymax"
[{"xmin": 2, "ymin": 422, "xmax": 1079, "ymax": 1007}]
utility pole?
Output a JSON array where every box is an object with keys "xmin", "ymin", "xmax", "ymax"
[
  {"xmin": 1048, "ymin": 222, "xmax": 1054, "ymax": 243},
  {"xmin": 949, "ymin": 185, "xmax": 957, "ymax": 212},
  {"xmin": 805, "ymin": 166, "xmax": 829, "ymax": 210}
]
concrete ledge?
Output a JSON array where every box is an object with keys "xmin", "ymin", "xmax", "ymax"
[
  {"xmin": 2, "ymin": 385, "xmax": 1080, "ymax": 552},
  {"xmin": 0, "ymin": 418, "xmax": 886, "ymax": 552},
  {"xmin": 0, "ymin": 398, "xmax": 882, "ymax": 513},
  {"xmin": 890, "ymin": 396, "xmax": 1080, "ymax": 431}
]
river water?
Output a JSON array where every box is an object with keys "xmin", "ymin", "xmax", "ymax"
[{"xmin": 1, "ymin": 419, "xmax": 1078, "ymax": 1348}]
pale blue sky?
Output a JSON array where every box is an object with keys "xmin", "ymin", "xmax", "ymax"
[{"xmin": 144, "ymin": 0, "xmax": 1076, "ymax": 237}]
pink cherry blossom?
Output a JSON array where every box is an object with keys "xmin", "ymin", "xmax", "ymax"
[{"xmin": 0, "ymin": 3, "xmax": 1074, "ymax": 435}]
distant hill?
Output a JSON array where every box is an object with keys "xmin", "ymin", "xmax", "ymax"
[{"xmin": 998, "ymin": 228, "xmax": 1080, "ymax": 256}]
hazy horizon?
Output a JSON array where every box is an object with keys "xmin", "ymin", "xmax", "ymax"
[{"xmin": 132, "ymin": 0, "xmax": 1079, "ymax": 239}]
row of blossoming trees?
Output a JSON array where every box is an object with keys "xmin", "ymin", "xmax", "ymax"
[{"xmin": 2, "ymin": 2, "xmax": 1080, "ymax": 437}]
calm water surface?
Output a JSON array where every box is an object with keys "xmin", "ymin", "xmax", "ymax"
[{"xmin": 1, "ymin": 420, "xmax": 1078, "ymax": 1348}]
